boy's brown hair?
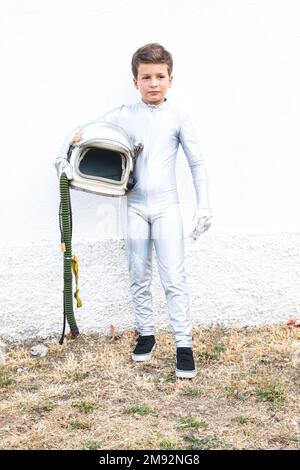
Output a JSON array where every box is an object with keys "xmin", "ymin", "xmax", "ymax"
[{"xmin": 131, "ymin": 43, "xmax": 173, "ymax": 79}]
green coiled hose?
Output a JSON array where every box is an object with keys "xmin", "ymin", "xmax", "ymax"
[{"xmin": 59, "ymin": 172, "xmax": 79, "ymax": 344}]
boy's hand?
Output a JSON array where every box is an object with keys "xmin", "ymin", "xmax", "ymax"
[
  {"xmin": 72, "ymin": 133, "xmax": 82, "ymax": 143},
  {"xmin": 189, "ymin": 207, "xmax": 213, "ymax": 241}
]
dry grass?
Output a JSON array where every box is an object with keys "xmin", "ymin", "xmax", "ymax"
[{"xmin": 0, "ymin": 324, "xmax": 299, "ymax": 450}]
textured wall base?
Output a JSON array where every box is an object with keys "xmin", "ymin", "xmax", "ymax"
[{"xmin": 1, "ymin": 231, "xmax": 299, "ymax": 342}]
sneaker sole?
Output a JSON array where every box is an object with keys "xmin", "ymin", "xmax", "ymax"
[
  {"xmin": 132, "ymin": 343, "xmax": 156, "ymax": 362},
  {"xmin": 175, "ymin": 368, "xmax": 197, "ymax": 379}
]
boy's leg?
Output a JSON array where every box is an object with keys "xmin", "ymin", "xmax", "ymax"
[
  {"xmin": 125, "ymin": 206, "xmax": 155, "ymax": 336},
  {"xmin": 152, "ymin": 203, "xmax": 193, "ymax": 348}
]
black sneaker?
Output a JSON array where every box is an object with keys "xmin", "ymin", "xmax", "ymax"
[
  {"xmin": 132, "ymin": 335, "xmax": 156, "ymax": 362},
  {"xmin": 176, "ymin": 347, "xmax": 197, "ymax": 378}
]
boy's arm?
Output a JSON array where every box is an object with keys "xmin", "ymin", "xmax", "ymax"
[
  {"xmin": 54, "ymin": 106, "xmax": 123, "ymax": 180},
  {"xmin": 178, "ymin": 111, "xmax": 212, "ymax": 238},
  {"xmin": 178, "ymin": 111, "xmax": 211, "ymax": 210}
]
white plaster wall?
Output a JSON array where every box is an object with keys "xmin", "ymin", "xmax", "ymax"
[
  {"xmin": 0, "ymin": 0, "xmax": 300, "ymax": 341},
  {"xmin": 1, "ymin": 232, "xmax": 300, "ymax": 342}
]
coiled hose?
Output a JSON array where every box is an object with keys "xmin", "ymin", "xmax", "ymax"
[{"xmin": 59, "ymin": 172, "xmax": 80, "ymax": 344}]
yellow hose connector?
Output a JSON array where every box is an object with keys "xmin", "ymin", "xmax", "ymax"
[{"xmin": 72, "ymin": 255, "xmax": 82, "ymax": 308}]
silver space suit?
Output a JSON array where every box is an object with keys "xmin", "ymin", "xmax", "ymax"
[{"xmin": 55, "ymin": 98, "xmax": 211, "ymax": 348}]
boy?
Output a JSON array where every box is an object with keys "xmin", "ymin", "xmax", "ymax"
[{"xmin": 55, "ymin": 43, "xmax": 212, "ymax": 379}]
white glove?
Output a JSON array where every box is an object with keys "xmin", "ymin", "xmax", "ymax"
[
  {"xmin": 55, "ymin": 130, "xmax": 82, "ymax": 181},
  {"xmin": 55, "ymin": 159, "xmax": 73, "ymax": 180},
  {"xmin": 189, "ymin": 207, "xmax": 213, "ymax": 241}
]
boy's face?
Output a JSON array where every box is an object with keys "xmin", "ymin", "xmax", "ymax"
[{"xmin": 133, "ymin": 63, "xmax": 173, "ymax": 105}]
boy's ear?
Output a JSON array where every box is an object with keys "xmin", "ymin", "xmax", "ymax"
[{"xmin": 133, "ymin": 77, "xmax": 139, "ymax": 89}]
